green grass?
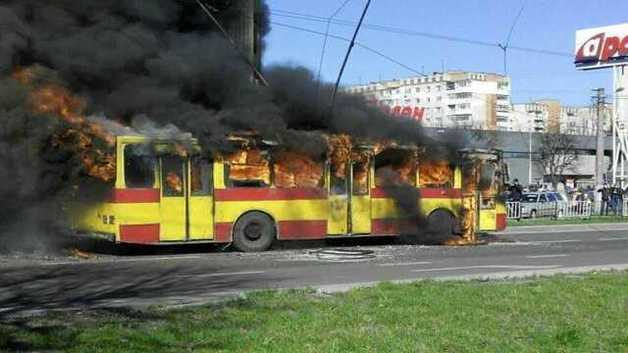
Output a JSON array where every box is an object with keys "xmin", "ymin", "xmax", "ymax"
[
  {"xmin": 2, "ymin": 272, "xmax": 628, "ymax": 353},
  {"xmin": 509, "ymin": 215, "xmax": 628, "ymax": 227}
]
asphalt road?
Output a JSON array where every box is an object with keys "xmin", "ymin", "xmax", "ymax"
[{"xmin": 2, "ymin": 223, "xmax": 628, "ymax": 316}]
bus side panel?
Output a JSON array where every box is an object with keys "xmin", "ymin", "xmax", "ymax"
[
  {"xmin": 71, "ymin": 202, "xmax": 117, "ymax": 237},
  {"xmin": 371, "ymin": 188, "xmax": 416, "ymax": 235},
  {"xmin": 495, "ymin": 201, "xmax": 507, "ymax": 231},
  {"xmin": 214, "ymin": 188, "xmax": 329, "ymax": 241},
  {"xmin": 371, "ymin": 187, "xmax": 463, "ymax": 235},
  {"xmin": 479, "ymin": 209, "xmax": 497, "ymax": 231},
  {"xmin": 71, "ymin": 189, "xmax": 162, "ymax": 244}
]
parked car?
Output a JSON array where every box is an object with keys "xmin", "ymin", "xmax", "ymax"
[{"xmin": 519, "ymin": 192, "xmax": 567, "ymax": 219}]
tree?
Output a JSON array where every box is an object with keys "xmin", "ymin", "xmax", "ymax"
[{"xmin": 536, "ymin": 133, "xmax": 578, "ymax": 188}]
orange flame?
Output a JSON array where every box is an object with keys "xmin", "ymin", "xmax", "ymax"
[
  {"xmin": 419, "ymin": 161, "xmax": 453, "ymax": 187},
  {"xmin": 273, "ymin": 151, "xmax": 324, "ymax": 188},
  {"xmin": 14, "ymin": 66, "xmax": 117, "ymax": 182}
]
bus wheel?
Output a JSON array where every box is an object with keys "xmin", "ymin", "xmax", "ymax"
[
  {"xmin": 233, "ymin": 212, "xmax": 276, "ymax": 252},
  {"xmin": 426, "ymin": 210, "xmax": 454, "ymax": 242}
]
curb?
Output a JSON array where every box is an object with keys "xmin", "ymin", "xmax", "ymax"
[{"xmin": 496, "ymin": 222, "xmax": 628, "ymax": 234}]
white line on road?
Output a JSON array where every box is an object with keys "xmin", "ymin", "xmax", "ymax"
[
  {"xmin": 526, "ymin": 254, "xmax": 570, "ymax": 259},
  {"xmin": 176, "ymin": 271, "xmax": 265, "ymax": 278},
  {"xmin": 598, "ymin": 237, "xmax": 628, "ymax": 241},
  {"xmin": 377, "ymin": 261, "xmax": 432, "ymax": 267},
  {"xmin": 410, "ymin": 265, "xmax": 561, "ymax": 273},
  {"xmin": 530, "ymin": 239, "xmax": 582, "ymax": 244},
  {"xmin": 42, "ymin": 255, "xmax": 204, "ymax": 266}
]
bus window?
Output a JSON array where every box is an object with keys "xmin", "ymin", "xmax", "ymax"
[
  {"xmin": 225, "ymin": 149, "xmax": 270, "ymax": 187},
  {"xmin": 479, "ymin": 162, "xmax": 496, "ymax": 192},
  {"xmin": 330, "ymin": 162, "xmax": 347, "ymax": 195},
  {"xmin": 374, "ymin": 149, "xmax": 417, "ymax": 187},
  {"xmin": 162, "ymin": 156, "xmax": 185, "ymax": 197},
  {"xmin": 124, "ymin": 145, "xmax": 156, "ymax": 188},
  {"xmin": 273, "ymin": 151, "xmax": 324, "ymax": 188},
  {"xmin": 352, "ymin": 161, "xmax": 369, "ymax": 195},
  {"xmin": 419, "ymin": 161, "xmax": 453, "ymax": 188},
  {"xmin": 191, "ymin": 157, "xmax": 212, "ymax": 196}
]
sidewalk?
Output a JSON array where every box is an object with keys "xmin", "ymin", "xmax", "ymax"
[{"xmin": 497, "ymin": 222, "xmax": 628, "ymax": 234}]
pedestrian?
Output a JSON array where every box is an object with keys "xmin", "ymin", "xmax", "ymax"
[
  {"xmin": 509, "ymin": 179, "xmax": 523, "ymax": 201},
  {"xmin": 598, "ymin": 183, "xmax": 610, "ymax": 216},
  {"xmin": 612, "ymin": 185, "xmax": 624, "ymax": 216}
]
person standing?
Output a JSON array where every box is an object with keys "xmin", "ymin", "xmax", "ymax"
[
  {"xmin": 598, "ymin": 183, "xmax": 610, "ymax": 216},
  {"xmin": 509, "ymin": 179, "xmax": 523, "ymax": 201}
]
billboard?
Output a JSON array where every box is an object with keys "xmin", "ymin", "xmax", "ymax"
[{"xmin": 575, "ymin": 23, "xmax": 628, "ymax": 70}]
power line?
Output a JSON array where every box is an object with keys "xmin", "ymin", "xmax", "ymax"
[
  {"xmin": 316, "ymin": 0, "xmax": 352, "ymax": 105},
  {"xmin": 270, "ymin": 9, "xmax": 573, "ymax": 58},
  {"xmin": 271, "ymin": 21, "xmax": 425, "ymax": 76}
]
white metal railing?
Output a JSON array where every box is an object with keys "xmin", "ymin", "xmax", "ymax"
[
  {"xmin": 506, "ymin": 202, "xmax": 521, "ymax": 219},
  {"xmin": 557, "ymin": 201, "xmax": 592, "ymax": 219},
  {"xmin": 506, "ymin": 201, "xmax": 592, "ymax": 220}
]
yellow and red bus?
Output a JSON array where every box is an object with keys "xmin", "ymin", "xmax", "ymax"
[{"xmin": 71, "ymin": 135, "xmax": 506, "ymax": 251}]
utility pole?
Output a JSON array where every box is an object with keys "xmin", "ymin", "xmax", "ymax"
[
  {"xmin": 592, "ymin": 88, "xmax": 606, "ymax": 187},
  {"xmin": 528, "ymin": 114, "xmax": 534, "ymax": 186}
]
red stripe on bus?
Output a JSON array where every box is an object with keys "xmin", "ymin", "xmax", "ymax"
[
  {"xmin": 215, "ymin": 188, "xmax": 328, "ymax": 201},
  {"xmin": 119, "ymin": 224, "xmax": 160, "ymax": 244},
  {"xmin": 372, "ymin": 219, "xmax": 419, "ymax": 235},
  {"xmin": 278, "ymin": 220, "xmax": 327, "ymax": 240},
  {"xmin": 496, "ymin": 213, "xmax": 507, "ymax": 231},
  {"xmin": 421, "ymin": 188, "xmax": 462, "ymax": 198},
  {"xmin": 110, "ymin": 188, "xmax": 160, "ymax": 203},
  {"xmin": 214, "ymin": 223, "xmax": 233, "ymax": 242},
  {"xmin": 371, "ymin": 187, "xmax": 462, "ymax": 199}
]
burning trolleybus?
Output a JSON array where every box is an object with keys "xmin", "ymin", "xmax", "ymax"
[{"xmin": 72, "ymin": 134, "xmax": 507, "ymax": 252}]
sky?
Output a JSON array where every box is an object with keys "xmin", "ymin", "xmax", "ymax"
[{"xmin": 263, "ymin": 0, "xmax": 628, "ymax": 106}]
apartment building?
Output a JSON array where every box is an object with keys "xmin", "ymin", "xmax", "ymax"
[
  {"xmin": 345, "ymin": 71, "xmax": 511, "ymax": 130},
  {"xmin": 512, "ymin": 101, "xmax": 611, "ymax": 135}
]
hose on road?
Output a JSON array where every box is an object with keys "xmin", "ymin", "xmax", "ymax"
[{"xmin": 308, "ymin": 248, "xmax": 376, "ymax": 262}]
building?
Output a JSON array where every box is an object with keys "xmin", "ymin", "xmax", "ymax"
[
  {"xmin": 511, "ymin": 100, "xmax": 611, "ymax": 135},
  {"xmin": 345, "ymin": 71, "xmax": 511, "ymax": 130}
]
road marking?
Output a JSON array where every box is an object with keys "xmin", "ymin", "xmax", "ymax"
[
  {"xmin": 410, "ymin": 265, "xmax": 561, "ymax": 273},
  {"xmin": 526, "ymin": 254, "xmax": 570, "ymax": 259},
  {"xmin": 528, "ymin": 239, "xmax": 582, "ymax": 244},
  {"xmin": 377, "ymin": 261, "xmax": 432, "ymax": 267},
  {"xmin": 176, "ymin": 271, "xmax": 265, "ymax": 278},
  {"xmin": 42, "ymin": 255, "xmax": 204, "ymax": 266},
  {"xmin": 599, "ymin": 237, "xmax": 628, "ymax": 241}
]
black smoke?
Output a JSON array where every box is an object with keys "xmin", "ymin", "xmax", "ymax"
[{"xmin": 0, "ymin": 0, "xmax": 462, "ymax": 250}]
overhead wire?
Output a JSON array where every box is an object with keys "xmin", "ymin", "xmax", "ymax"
[
  {"xmin": 316, "ymin": 0, "xmax": 352, "ymax": 107},
  {"xmin": 271, "ymin": 21, "xmax": 424, "ymax": 76},
  {"xmin": 270, "ymin": 8, "xmax": 573, "ymax": 58}
]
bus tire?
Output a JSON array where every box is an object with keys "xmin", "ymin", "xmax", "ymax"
[
  {"xmin": 232, "ymin": 212, "xmax": 276, "ymax": 252},
  {"xmin": 426, "ymin": 210, "xmax": 454, "ymax": 240}
]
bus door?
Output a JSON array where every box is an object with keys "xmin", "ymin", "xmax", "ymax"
[
  {"xmin": 160, "ymin": 155, "xmax": 187, "ymax": 241},
  {"xmin": 160, "ymin": 155, "xmax": 214, "ymax": 241},
  {"xmin": 328, "ymin": 163, "xmax": 349, "ymax": 235},
  {"xmin": 478, "ymin": 160, "xmax": 498, "ymax": 231},
  {"xmin": 188, "ymin": 157, "xmax": 214, "ymax": 240},
  {"xmin": 350, "ymin": 158, "xmax": 372, "ymax": 234}
]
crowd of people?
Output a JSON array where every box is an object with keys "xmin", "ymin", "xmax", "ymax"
[{"xmin": 503, "ymin": 179, "xmax": 628, "ymax": 216}]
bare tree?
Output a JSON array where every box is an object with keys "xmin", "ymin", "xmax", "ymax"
[{"xmin": 536, "ymin": 133, "xmax": 578, "ymax": 188}]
